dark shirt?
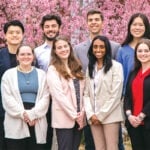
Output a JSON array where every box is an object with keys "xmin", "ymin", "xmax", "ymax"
[
  {"xmin": 73, "ymin": 79, "xmax": 80, "ymax": 112},
  {"xmin": 0, "ymin": 48, "xmax": 17, "ymax": 117},
  {"xmin": 9, "ymin": 53, "xmax": 17, "ymax": 67}
]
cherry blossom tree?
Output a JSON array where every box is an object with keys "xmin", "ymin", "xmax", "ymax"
[{"xmin": 0, "ymin": 0, "xmax": 150, "ymax": 47}]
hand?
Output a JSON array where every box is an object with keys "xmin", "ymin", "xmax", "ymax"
[
  {"xmin": 90, "ymin": 114, "xmax": 101, "ymax": 125},
  {"xmin": 23, "ymin": 111, "xmax": 31, "ymax": 123},
  {"xmin": 76, "ymin": 111, "xmax": 85, "ymax": 130},
  {"xmin": 28, "ymin": 119, "xmax": 37, "ymax": 126},
  {"xmin": 128, "ymin": 115, "xmax": 141, "ymax": 128},
  {"xmin": 137, "ymin": 113, "xmax": 146, "ymax": 121}
]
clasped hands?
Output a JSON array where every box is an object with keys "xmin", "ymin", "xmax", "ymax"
[
  {"xmin": 128, "ymin": 114, "xmax": 145, "ymax": 128},
  {"xmin": 90, "ymin": 114, "xmax": 101, "ymax": 125},
  {"xmin": 76, "ymin": 111, "xmax": 85, "ymax": 130},
  {"xmin": 23, "ymin": 111, "xmax": 37, "ymax": 126}
]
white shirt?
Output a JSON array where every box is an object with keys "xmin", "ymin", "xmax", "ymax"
[
  {"xmin": 93, "ymin": 63, "xmax": 104, "ymax": 113},
  {"xmin": 34, "ymin": 42, "xmax": 51, "ymax": 72}
]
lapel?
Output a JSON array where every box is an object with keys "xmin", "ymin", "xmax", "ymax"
[
  {"xmin": 13, "ymin": 68, "xmax": 24, "ymax": 103},
  {"xmin": 96, "ymin": 69, "xmax": 105, "ymax": 94},
  {"xmin": 89, "ymin": 68, "xmax": 105, "ymax": 97}
]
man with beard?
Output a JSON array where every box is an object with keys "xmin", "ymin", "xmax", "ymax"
[
  {"xmin": 34, "ymin": 14, "xmax": 62, "ymax": 150},
  {"xmin": 35, "ymin": 14, "xmax": 61, "ymax": 72}
]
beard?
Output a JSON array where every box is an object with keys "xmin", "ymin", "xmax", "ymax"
[{"xmin": 44, "ymin": 31, "xmax": 59, "ymax": 41}]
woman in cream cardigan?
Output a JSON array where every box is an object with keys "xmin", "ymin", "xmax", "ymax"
[
  {"xmin": 84, "ymin": 35, "xmax": 124, "ymax": 150},
  {"xmin": 1, "ymin": 45, "xmax": 49, "ymax": 150}
]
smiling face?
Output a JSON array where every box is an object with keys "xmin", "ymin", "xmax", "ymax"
[
  {"xmin": 5, "ymin": 25, "xmax": 24, "ymax": 46},
  {"xmin": 87, "ymin": 13, "xmax": 103, "ymax": 36},
  {"xmin": 130, "ymin": 17, "xmax": 146, "ymax": 39},
  {"xmin": 92, "ymin": 39, "xmax": 106, "ymax": 61},
  {"xmin": 43, "ymin": 19, "xmax": 60, "ymax": 41},
  {"xmin": 17, "ymin": 46, "xmax": 34, "ymax": 67},
  {"xmin": 54, "ymin": 40, "xmax": 70, "ymax": 61},
  {"xmin": 136, "ymin": 43, "xmax": 150, "ymax": 64}
]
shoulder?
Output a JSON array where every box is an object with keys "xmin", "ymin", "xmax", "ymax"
[
  {"xmin": 117, "ymin": 45, "xmax": 132, "ymax": 55},
  {"xmin": 119, "ymin": 44, "xmax": 130, "ymax": 50},
  {"xmin": 35, "ymin": 68, "xmax": 47, "ymax": 79},
  {"xmin": 2, "ymin": 67, "xmax": 17, "ymax": 78},
  {"xmin": 47, "ymin": 65, "xmax": 58, "ymax": 75},
  {"xmin": 74, "ymin": 40, "xmax": 90, "ymax": 50},
  {"xmin": 112, "ymin": 60, "xmax": 122, "ymax": 69},
  {"xmin": 35, "ymin": 67, "xmax": 46, "ymax": 75},
  {"xmin": 34, "ymin": 43, "xmax": 45, "ymax": 53},
  {"xmin": 0, "ymin": 47, "xmax": 8, "ymax": 54},
  {"xmin": 48, "ymin": 65, "xmax": 56, "ymax": 71},
  {"xmin": 110, "ymin": 40, "xmax": 120, "ymax": 48}
]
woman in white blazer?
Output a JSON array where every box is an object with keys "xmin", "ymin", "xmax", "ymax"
[
  {"xmin": 1, "ymin": 45, "xmax": 49, "ymax": 150},
  {"xmin": 47, "ymin": 36, "xmax": 86, "ymax": 150},
  {"xmin": 84, "ymin": 35, "xmax": 124, "ymax": 150}
]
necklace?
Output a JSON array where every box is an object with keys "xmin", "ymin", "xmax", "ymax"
[
  {"xmin": 22, "ymin": 72, "xmax": 31, "ymax": 85},
  {"xmin": 17, "ymin": 66, "xmax": 33, "ymax": 85},
  {"xmin": 26, "ymin": 77, "xmax": 30, "ymax": 84}
]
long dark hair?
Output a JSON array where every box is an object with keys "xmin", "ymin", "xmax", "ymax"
[
  {"xmin": 134, "ymin": 38, "xmax": 150, "ymax": 72},
  {"xmin": 122, "ymin": 13, "xmax": 150, "ymax": 46},
  {"xmin": 88, "ymin": 35, "xmax": 112, "ymax": 78}
]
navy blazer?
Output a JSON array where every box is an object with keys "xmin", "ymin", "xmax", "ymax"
[
  {"xmin": 124, "ymin": 70, "xmax": 150, "ymax": 129},
  {"xmin": 0, "ymin": 47, "xmax": 12, "ymax": 117}
]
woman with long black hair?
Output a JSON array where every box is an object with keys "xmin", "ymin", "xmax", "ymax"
[{"xmin": 84, "ymin": 35, "xmax": 124, "ymax": 150}]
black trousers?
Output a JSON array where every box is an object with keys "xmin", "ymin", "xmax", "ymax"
[
  {"xmin": 0, "ymin": 116, "xmax": 6, "ymax": 150},
  {"xmin": 5, "ymin": 102, "xmax": 44, "ymax": 150},
  {"xmin": 56, "ymin": 123, "xmax": 82, "ymax": 150},
  {"xmin": 6, "ymin": 126, "xmax": 44, "ymax": 150},
  {"xmin": 44, "ymin": 99, "xmax": 53, "ymax": 150},
  {"xmin": 84, "ymin": 124, "xmax": 95, "ymax": 150},
  {"xmin": 127, "ymin": 125, "xmax": 150, "ymax": 150}
]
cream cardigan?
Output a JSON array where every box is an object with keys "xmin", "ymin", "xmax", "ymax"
[{"xmin": 1, "ymin": 67, "xmax": 50, "ymax": 144}]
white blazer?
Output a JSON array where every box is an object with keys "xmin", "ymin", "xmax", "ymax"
[{"xmin": 84, "ymin": 60, "xmax": 124, "ymax": 124}]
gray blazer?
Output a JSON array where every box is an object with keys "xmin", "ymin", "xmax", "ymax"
[{"xmin": 74, "ymin": 39, "xmax": 120, "ymax": 73}]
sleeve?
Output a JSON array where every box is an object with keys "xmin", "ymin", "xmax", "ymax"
[
  {"xmin": 26, "ymin": 71, "xmax": 50, "ymax": 121},
  {"xmin": 73, "ymin": 45, "xmax": 80, "ymax": 59},
  {"xmin": 116, "ymin": 47, "xmax": 123, "ymax": 64},
  {"xmin": 142, "ymin": 80, "xmax": 150, "ymax": 117},
  {"xmin": 97, "ymin": 62, "xmax": 124, "ymax": 121},
  {"xmin": 1, "ymin": 72, "xmax": 25, "ymax": 119},
  {"xmin": 83, "ymin": 69, "xmax": 95, "ymax": 120},
  {"xmin": 46, "ymin": 66, "xmax": 77, "ymax": 120},
  {"xmin": 124, "ymin": 72, "xmax": 133, "ymax": 114}
]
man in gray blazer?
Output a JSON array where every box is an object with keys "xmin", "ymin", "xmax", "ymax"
[{"xmin": 74, "ymin": 9, "xmax": 124, "ymax": 150}]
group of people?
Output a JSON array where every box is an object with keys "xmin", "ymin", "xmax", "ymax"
[{"xmin": 0, "ymin": 9, "xmax": 150, "ymax": 150}]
